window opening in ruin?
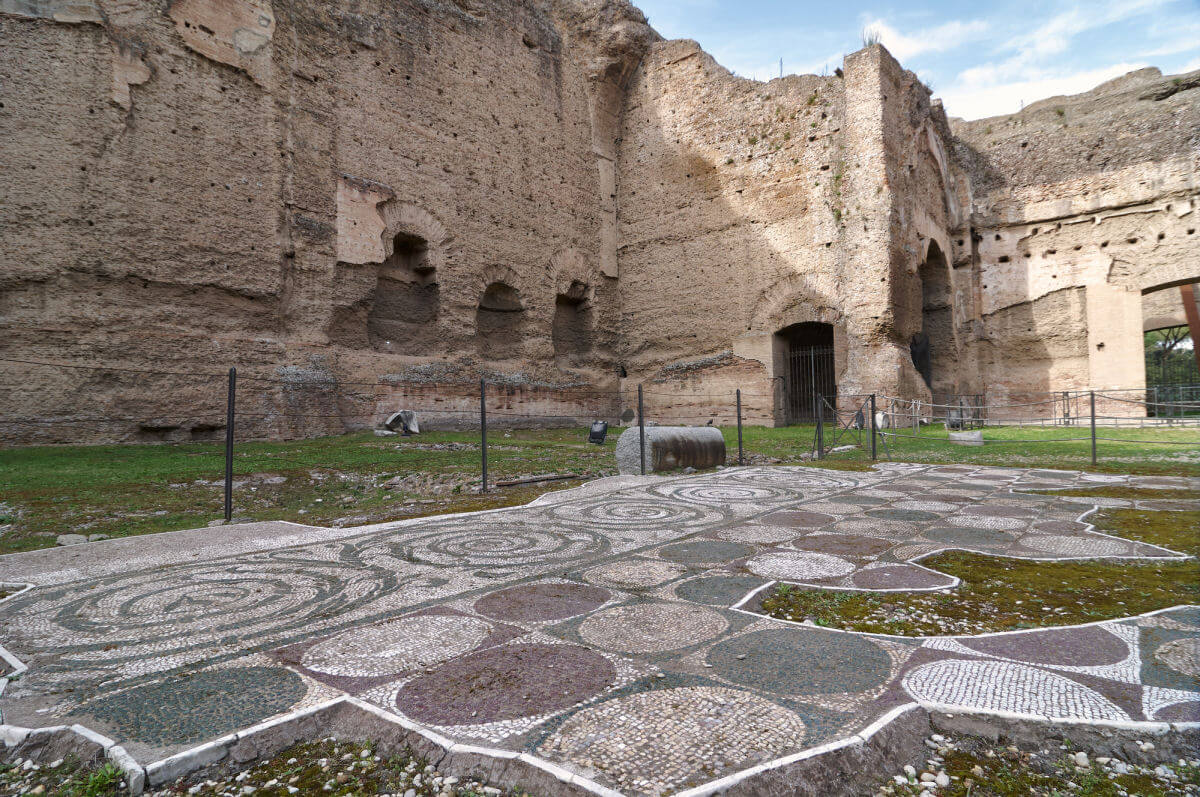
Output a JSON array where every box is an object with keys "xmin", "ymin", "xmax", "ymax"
[
  {"xmin": 552, "ymin": 280, "xmax": 593, "ymax": 364},
  {"xmin": 367, "ymin": 232, "xmax": 440, "ymax": 353},
  {"xmin": 778, "ymin": 322, "xmax": 836, "ymax": 424},
  {"xmin": 1143, "ymin": 281, "xmax": 1200, "ymax": 417},
  {"xmin": 476, "ymin": 281, "xmax": 525, "ymax": 359}
]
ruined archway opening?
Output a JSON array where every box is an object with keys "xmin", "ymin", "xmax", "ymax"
[
  {"xmin": 476, "ymin": 281, "xmax": 525, "ymax": 360},
  {"xmin": 777, "ymin": 322, "xmax": 835, "ymax": 424},
  {"xmin": 552, "ymin": 281, "xmax": 593, "ymax": 365},
  {"xmin": 913, "ymin": 240, "xmax": 952, "ymax": 392},
  {"xmin": 368, "ymin": 232, "xmax": 440, "ymax": 353},
  {"xmin": 1143, "ymin": 280, "xmax": 1200, "ymax": 415}
]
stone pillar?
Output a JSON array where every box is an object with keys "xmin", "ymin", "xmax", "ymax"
[{"xmin": 1085, "ymin": 283, "xmax": 1145, "ymax": 391}]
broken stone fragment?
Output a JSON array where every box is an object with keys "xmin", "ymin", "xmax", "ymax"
[{"xmin": 55, "ymin": 534, "xmax": 88, "ymax": 546}]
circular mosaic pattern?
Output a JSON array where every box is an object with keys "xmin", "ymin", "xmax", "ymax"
[
  {"xmin": 584, "ymin": 560, "xmax": 687, "ymax": 589},
  {"xmin": 961, "ymin": 625, "xmax": 1130, "ymax": 667},
  {"xmin": 943, "ymin": 514, "xmax": 1027, "ymax": 530},
  {"xmin": 473, "ymin": 583, "xmax": 610, "ymax": 623},
  {"xmin": 864, "ymin": 508, "xmax": 940, "ymax": 522},
  {"xmin": 924, "ymin": 526, "xmax": 1017, "ymax": 547},
  {"xmin": 707, "ymin": 629, "xmax": 892, "ymax": 694},
  {"xmin": 1155, "ymin": 701, "xmax": 1200, "ymax": 722},
  {"xmin": 1033, "ymin": 520, "xmax": 1087, "ymax": 533},
  {"xmin": 302, "ymin": 614, "xmax": 492, "ymax": 677},
  {"xmin": 745, "ymin": 551, "xmax": 856, "ymax": 581},
  {"xmin": 792, "ymin": 533, "xmax": 893, "ymax": 558},
  {"xmin": 761, "ymin": 510, "xmax": 836, "ymax": 528},
  {"xmin": 537, "ymin": 687, "xmax": 807, "ymax": 793},
  {"xmin": 1154, "ymin": 638, "xmax": 1200, "ymax": 678},
  {"xmin": 718, "ymin": 524, "xmax": 799, "ymax": 544},
  {"xmin": 963, "ymin": 504, "xmax": 1037, "ymax": 519},
  {"xmin": 894, "ymin": 500, "xmax": 961, "ymax": 513},
  {"xmin": 827, "ymin": 495, "xmax": 889, "ymax": 506},
  {"xmin": 80, "ymin": 666, "xmax": 307, "ymax": 746},
  {"xmin": 674, "ymin": 575, "xmax": 764, "ymax": 606},
  {"xmin": 652, "ymin": 483, "xmax": 797, "ymax": 506},
  {"xmin": 902, "ymin": 660, "xmax": 1129, "ymax": 721},
  {"xmin": 401, "ymin": 524, "xmax": 607, "ymax": 568},
  {"xmin": 550, "ymin": 499, "xmax": 725, "ymax": 530},
  {"xmin": 657, "ymin": 540, "xmax": 756, "ymax": 565},
  {"xmin": 1020, "ymin": 534, "xmax": 1130, "ymax": 556},
  {"xmin": 578, "ymin": 602, "xmax": 728, "ymax": 653},
  {"xmin": 394, "ymin": 643, "xmax": 615, "ymax": 725},
  {"xmin": 851, "ymin": 565, "xmax": 954, "ymax": 591}
]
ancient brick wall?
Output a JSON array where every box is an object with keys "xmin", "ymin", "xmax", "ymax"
[
  {"xmin": 0, "ymin": 0, "xmax": 656, "ymax": 442},
  {"xmin": 2, "ymin": 0, "xmax": 1196, "ymax": 442},
  {"xmin": 949, "ymin": 67, "xmax": 1200, "ymax": 413}
]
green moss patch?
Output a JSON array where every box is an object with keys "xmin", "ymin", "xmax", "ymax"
[
  {"xmin": 1027, "ymin": 486, "xmax": 1200, "ymax": 501},
  {"xmin": 761, "ymin": 509, "xmax": 1199, "ymax": 636}
]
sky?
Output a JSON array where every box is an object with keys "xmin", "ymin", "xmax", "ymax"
[{"xmin": 631, "ymin": 0, "xmax": 1200, "ymax": 120}]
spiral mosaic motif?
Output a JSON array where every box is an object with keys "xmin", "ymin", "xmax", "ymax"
[
  {"xmin": 549, "ymin": 499, "xmax": 726, "ymax": 530},
  {"xmin": 31, "ymin": 559, "xmax": 390, "ymax": 654},
  {"xmin": 715, "ymin": 467, "xmax": 859, "ymax": 490},
  {"xmin": 400, "ymin": 524, "xmax": 609, "ymax": 567},
  {"xmin": 651, "ymin": 482, "xmax": 798, "ymax": 507}
]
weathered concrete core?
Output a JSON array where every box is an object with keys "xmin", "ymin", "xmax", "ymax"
[{"xmin": 615, "ymin": 425, "xmax": 725, "ymax": 474}]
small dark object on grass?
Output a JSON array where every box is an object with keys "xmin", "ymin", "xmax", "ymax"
[{"xmin": 588, "ymin": 421, "xmax": 608, "ymax": 444}]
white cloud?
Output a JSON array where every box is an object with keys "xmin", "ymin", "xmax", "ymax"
[
  {"xmin": 861, "ymin": 17, "xmax": 990, "ymax": 62},
  {"xmin": 1002, "ymin": 0, "xmax": 1170, "ymax": 61},
  {"xmin": 938, "ymin": 62, "xmax": 1147, "ymax": 120},
  {"xmin": 1181, "ymin": 55, "xmax": 1200, "ymax": 73}
]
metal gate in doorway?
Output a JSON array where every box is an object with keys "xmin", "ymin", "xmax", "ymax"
[{"xmin": 785, "ymin": 345, "xmax": 836, "ymax": 423}]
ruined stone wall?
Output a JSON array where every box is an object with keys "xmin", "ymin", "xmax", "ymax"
[
  {"xmin": 950, "ymin": 67, "xmax": 1200, "ymax": 412},
  {"xmin": 0, "ymin": 0, "xmax": 657, "ymax": 443},
  {"xmin": 3, "ymin": 0, "xmax": 1196, "ymax": 443}
]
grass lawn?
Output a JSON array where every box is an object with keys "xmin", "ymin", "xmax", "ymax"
[
  {"xmin": 760, "ymin": 496, "xmax": 1200, "ymax": 636},
  {"xmin": 0, "ymin": 423, "xmax": 1195, "ymax": 555}
]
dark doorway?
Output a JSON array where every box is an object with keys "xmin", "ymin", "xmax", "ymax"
[
  {"xmin": 914, "ymin": 240, "xmax": 952, "ymax": 391},
  {"xmin": 778, "ymin": 322, "xmax": 836, "ymax": 423}
]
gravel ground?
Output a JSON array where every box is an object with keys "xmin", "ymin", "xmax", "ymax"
[
  {"xmin": 874, "ymin": 733, "xmax": 1200, "ymax": 797},
  {"xmin": 0, "ymin": 739, "xmax": 528, "ymax": 797}
]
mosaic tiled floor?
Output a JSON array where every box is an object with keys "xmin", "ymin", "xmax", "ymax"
[{"xmin": 0, "ymin": 465, "xmax": 1197, "ymax": 795}]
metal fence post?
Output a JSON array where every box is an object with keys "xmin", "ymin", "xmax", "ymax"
[
  {"xmin": 224, "ymin": 367, "xmax": 236, "ymax": 523},
  {"xmin": 638, "ymin": 384, "xmax": 646, "ymax": 476},
  {"xmin": 869, "ymin": 393, "xmax": 877, "ymax": 461},
  {"xmin": 480, "ymin": 378, "xmax": 488, "ymax": 493},
  {"xmin": 1090, "ymin": 390, "xmax": 1097, "ymax": 466},
  {"xmin": 816, "ymin": 392, "xmax": 824, "ymax": 459},
  {"xmin": 736, "ymin": 389, "xmax": 744, "ymax": 466}
]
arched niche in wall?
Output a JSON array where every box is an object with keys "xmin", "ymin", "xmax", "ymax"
[
  {"xmin": 363, "ymin": 203, "xmax": 448, "ymax": 355},
  {"xmin": 913, "ymin": 239, "xmax": 955, "ymax": 394},
  {"xmin": 550, "ymin": 249, "xmax": 596, "ymax": 366},
  {"xmin": 475, "ymin": 267, "xmax": 528, "ymax": 360}
]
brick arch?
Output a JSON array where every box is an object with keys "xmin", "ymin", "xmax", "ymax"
[
  {"xmin": 748, "ymin": 274, "xmax": 841, "ymax": 335},
  {"xmin": 549, "ymin": 248, "xmax": 596, "ymax": 304},
  {"xmin": 379, "ymin": 202, "xmax": 449, "ymax": 272}
]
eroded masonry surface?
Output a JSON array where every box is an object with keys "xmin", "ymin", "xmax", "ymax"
[{"xmin": 1, "ymin": 465, "xmax": 1198, "ymax": 795}]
